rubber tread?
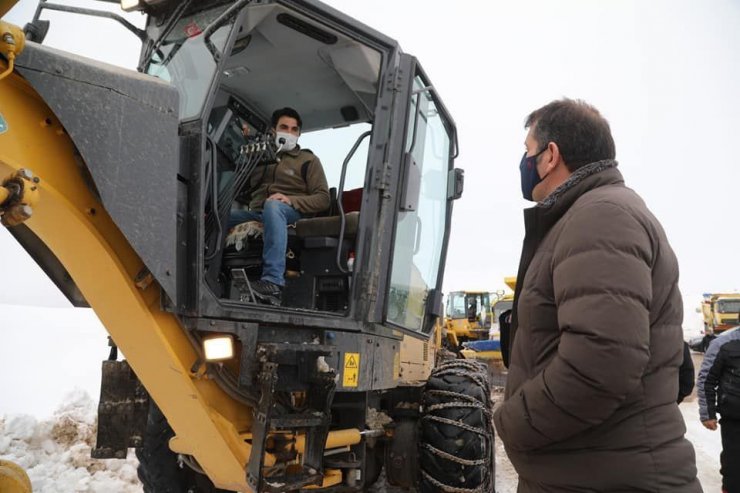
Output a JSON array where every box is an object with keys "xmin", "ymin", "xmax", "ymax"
[
  {"xmin": 420, "ymin": 360, "xmax": 495, "ymax": 493},
  {"xmin": 136, "ymin": 403, "xmax": 229, "ymax": 493}
]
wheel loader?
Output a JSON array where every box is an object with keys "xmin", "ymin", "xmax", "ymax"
[
  {"xmin": 0, "ymin": 1, "xmax": 495, "ymax": 491},
  {"xmin": 443, "ymin": 291, "xmax": 493, "ymax": 349}
]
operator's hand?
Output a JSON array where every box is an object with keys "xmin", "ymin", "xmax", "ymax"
[
  {"xmin": 241, "ymin": 122, "xmax": 250, "ymax": 137},
  {"xmin": 267, "ymin": 193, "xmax": 292, "ymax": 206},
  {"xmin": 702, "ymin": 419, "xmax": 718, "ymax": 430}
]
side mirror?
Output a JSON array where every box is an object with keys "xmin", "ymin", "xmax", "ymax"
[
  {"xmin": 448, "ymin": 168, "xmax": 464, "ymax": 200},
  {"xmin": 423, "ymin": 289, "xmax": 443, "ymax": 334}
]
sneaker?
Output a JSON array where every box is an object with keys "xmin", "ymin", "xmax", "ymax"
[{"xmin": 251, "ymin": 279, "xmax": 282, "ymax": 306}]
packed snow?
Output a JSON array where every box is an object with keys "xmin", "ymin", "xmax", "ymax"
[
  {"xmin": 0, "ymin": 390, "xmax": 140, "ymax": 492},
  {"xmin": 0, "ymin": 304, "xmax": 724, "ymax": 492}
]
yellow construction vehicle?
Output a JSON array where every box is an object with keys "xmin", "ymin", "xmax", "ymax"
[
  {"xmin": 0, "ymin": 1, "xmax": 494, "ymax": 491},
  {"xmin": 458, "ymin": 278, "xmax": 515, "ymax": 385},
  {"xmin": 443, "ymin": 290, "xmax": 492, "ymax": 348},
  {"xmin": 695, "ymin": 293, "xmax": 740, "ymax": 351}
]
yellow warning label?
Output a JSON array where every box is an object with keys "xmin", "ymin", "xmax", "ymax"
[{"xmin": 343, "ymin": 352, "xmax": 360, "ymax": 387}]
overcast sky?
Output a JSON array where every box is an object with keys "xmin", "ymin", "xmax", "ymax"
[{"xmin": 3, "ymin": 0, "xmax": 739, "ymax": 320}]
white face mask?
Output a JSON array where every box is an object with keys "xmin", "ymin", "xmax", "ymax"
[{"xmin": 275, "ymin": 131, "xmax": 298, "ymax": 152}]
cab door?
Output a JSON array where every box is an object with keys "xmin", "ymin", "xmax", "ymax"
[{"xmin": 384, "ymin": 56, "xmax": 462, "ymax": 337}]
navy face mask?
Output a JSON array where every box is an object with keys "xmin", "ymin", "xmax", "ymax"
[{"xmin": 519, "ymin": 146, "xmax": 549, "ymax": 201}]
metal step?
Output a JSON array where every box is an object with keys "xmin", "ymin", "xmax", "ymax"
[
  {"xmin": 262, "ymin": 467, "xmax": 322, "ymax": 492},
  {"xmin": 270, "ymin": 412, "xmax": 328, "ymax": 429}
]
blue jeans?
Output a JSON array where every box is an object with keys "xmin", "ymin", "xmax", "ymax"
[{"xmin": 228, "ymin": 200, "xmax": 302, "ymax": 286}]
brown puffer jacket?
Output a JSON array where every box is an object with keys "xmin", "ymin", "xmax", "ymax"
[{"xmin": 493, "ymin": 161, "xmax": 700, "ymax": 492}]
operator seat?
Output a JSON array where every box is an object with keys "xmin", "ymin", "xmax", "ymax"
[{"xmin": 222, "ymin": 188, "xmax": 363, "ymax": 311}]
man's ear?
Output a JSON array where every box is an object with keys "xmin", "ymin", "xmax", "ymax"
[{"xmin": 545, "ymin": 142, "xmax": 564, "ymax": 173}]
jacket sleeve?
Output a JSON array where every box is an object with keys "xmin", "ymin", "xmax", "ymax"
[
  {"xmin": 494, "ymin": 201, "xmax": 654, "ymax": 451},
  {"xmin": 677, "ymin": 342, "xmax": 695, "ymax": 403},
  {"xmin": 288, "ymin": 155, "xmax": 330, "ymax": 214},
  {"xmin": 698, "ymin": 339, "xmax": 722, "ymax": 421}
]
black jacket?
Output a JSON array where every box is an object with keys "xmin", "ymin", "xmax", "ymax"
[{"xmin": 698, "ymin": 328, "xmax": 740, "ymax": 420}]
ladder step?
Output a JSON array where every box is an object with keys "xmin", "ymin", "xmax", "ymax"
[
  {"xmin": 263, "ymin": 468, "xmax": 322, "ymax": 492},
  {"xmin": 270, "ymin": 412, "xmax": 327, "ymax": 429}
]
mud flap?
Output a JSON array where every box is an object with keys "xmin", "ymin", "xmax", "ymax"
[{"xmin": 91, "ymin": 360, "xmax": 150, "ymax": 459}]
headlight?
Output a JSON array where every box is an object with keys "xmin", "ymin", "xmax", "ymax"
[{"xmin": 203, "ymin": 335, "xmax": 235, "ymax": 362}]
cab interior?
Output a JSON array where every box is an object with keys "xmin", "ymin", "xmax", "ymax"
[{"xmin": 199, "ymin": 3, "xmax": 385, "ymax": 313}]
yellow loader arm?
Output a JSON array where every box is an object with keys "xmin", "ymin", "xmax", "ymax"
[{"xmin": 0, "ymin": 20, "xmax": 253, "ymax": 491}]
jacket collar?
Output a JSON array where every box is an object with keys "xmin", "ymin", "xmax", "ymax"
[
  {"xmin": 539, "ymin": 159, "xmax": 620, "ymax": 209},
  {"xmin": 529, "ymin": 159, "xmax": 622, "ymax": 232},
  {"xmin": 280, "ymin": 144, "xmax": 302, "ymax": 158}
]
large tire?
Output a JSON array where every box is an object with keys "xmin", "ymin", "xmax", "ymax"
[
  {"xmin": 420, "ymin": 360, "xmax": 495, "ymax": 493},
  {"xmin": 136, "ymin": 403, "xmax": 230, "ymax": 493}
]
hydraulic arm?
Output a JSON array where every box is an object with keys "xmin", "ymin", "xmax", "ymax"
[{"xmin": 0, "ymin": 23, "xmax": 254, "ymax": 490}]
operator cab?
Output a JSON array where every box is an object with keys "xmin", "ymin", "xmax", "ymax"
[
  {"xmin": 135, "ymin": 0, "xmax": 461, "ymax": 335},
  {"xmin": 148, "ymin": 2, "xmax": 380, "ymax": 312}
]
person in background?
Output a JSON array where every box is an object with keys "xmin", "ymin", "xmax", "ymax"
[{"xmin": 697, "ymin": 327, "xmax": 740, "ymax": 493}]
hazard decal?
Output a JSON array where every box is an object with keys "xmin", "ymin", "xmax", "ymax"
[{"xmin": 343, "ymin": 352, "xmax": 360, "ymax": 387}]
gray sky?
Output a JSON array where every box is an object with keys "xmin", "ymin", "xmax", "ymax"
[{"xmin": 3, "ymin": 0, "xmax": 740, "ymax": 322}]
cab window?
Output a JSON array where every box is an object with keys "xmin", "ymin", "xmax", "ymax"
[{"xmin": 386, "ymin": 75, "xmax": 452, "ymax": 331}]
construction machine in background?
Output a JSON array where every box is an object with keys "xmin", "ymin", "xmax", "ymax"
[
  {"xmin": 458, "ymin": 278, "xmax": 515, "ymax": 386},
  {"xmin": 695, "ymin": 293, "xmax": 740, "ymax": 351},
  {"xmin": 0, "ymin": 1, "xmax": 495, "ymax": 491},
  {"xmin": 443, "ymin": 290, "xmax": 493, "ymax": 348}
]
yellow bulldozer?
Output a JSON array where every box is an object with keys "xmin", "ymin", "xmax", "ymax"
[{"xmin": 0, "ymin": 1, "xmax": 494, "ymax": 491}]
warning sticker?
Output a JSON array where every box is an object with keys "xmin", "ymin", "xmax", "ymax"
[{"xmin": 343, "ymin": 352, "xmax": 360, "ymax": 387}]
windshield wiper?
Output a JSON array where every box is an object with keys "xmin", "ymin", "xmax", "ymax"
[{"xmin": 137, "ymin": 0, "xmax": 193, "ymax": 73}]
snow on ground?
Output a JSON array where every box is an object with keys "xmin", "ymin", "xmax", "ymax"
[
  {"xmin": 0, "ymin": 386, "xmax": 718, "ymax": 492},
  {"xmin": 0, "ymin": 390, "xmax": 140, "ymax": 492},
  {"xmin": 0, "ymin": 303, "xmax": 725, "ymax": 492}
]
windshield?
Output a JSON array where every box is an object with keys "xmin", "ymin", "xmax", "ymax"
[
  {"xmin": 718, "ymin": 299, "xmax": 740, "ymax": 313},
  {"xmin": 145, "ymin": 5, "xmax": 234, "ymax": 120}
]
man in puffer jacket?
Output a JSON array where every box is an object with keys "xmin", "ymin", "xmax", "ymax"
[
  {"xmin": 493, "ymin": 98, "xmax": 700, "ymax": 492},
  {"xmin": 697, "ymin": 327, "xmax": 740, "ymax": 493}
]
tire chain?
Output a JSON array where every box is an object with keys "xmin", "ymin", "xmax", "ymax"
[{"xmin": 420, "ymin": 359, "xmax": 494, "ymax": 493}]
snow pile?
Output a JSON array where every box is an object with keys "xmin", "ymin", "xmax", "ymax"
[{"xmin": 0, "ymin": 390, "xmax": 141, "ymax": 493}]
